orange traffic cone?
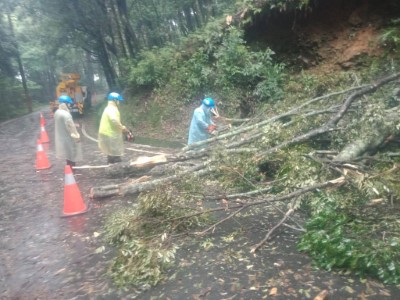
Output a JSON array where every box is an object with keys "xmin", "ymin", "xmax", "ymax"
[
  {"xmin": 40, "ymin": 125, "xmax": 50, "ymax": 143},
  {"xmin": 35, "ymin": 139, "xmax": 51, "ymax": 170},
  {"xmin": 40, "ymin": 112, "xmax": 46, "ymax": 126},
  {"xmin": 62, "ymin": 165, "xmax": 88, "ymax": 217}
]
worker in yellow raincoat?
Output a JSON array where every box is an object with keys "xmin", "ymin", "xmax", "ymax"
[
  {"xmin": 98, "ymin": 92, "xmax": 128, "ymax": 164},
  {"xmin": 54, "ymin": 95, "xmax": 82, "ymax": 167}
]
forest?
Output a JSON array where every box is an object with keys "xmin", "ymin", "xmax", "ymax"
[{"xmin": 2, "ymin": 0, "xmax": 400, "ymax": 293}]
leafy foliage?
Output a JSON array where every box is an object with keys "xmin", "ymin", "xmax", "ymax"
[
  {"xmin": 298, "ymin": 208, "xmax": 400, "ymax": 284},
  {"xmin": 220, "ymin": 64, "xmax": 400, "ymax": 285},
  {"xmin": 380, "ymin": 18, "xmax": 400, "ymax": 52},
  {"xmin": 213, "ymin": 151, "xmax": 264, "ymax": 191},
  {"xmin": 125, "ymin": 25, "xmax": 286, "ymax": 123},
  {"xmin": 0, "ymin": 75, "xmax": 25, "ymax": 121},
  {"xmin": 104, "ymin": 184, "xmax": 209, "ymax": 287},
  {"xmin": 125, "ymin": 47, "xmax": 180, "ymax": 90}
]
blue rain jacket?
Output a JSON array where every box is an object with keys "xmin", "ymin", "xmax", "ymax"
[{"xmin": 188, "ymin": 104, "xmax": 215, "ymax": 145}]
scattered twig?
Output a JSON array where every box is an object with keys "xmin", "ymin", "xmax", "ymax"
[
  {"xmin": 282, "ymin": 223, "xmax": 306, "ymax": 232},
  {"xmin": 169, "ymin": 177, "xmax": 345, "ymax": 236},
  {"xmin": 250, "ymin": 208, "xmax": 294, "ymax": 253},
  {"xmin": 195, "ymin": 206, "xmax": 247, "ymax": 236}
]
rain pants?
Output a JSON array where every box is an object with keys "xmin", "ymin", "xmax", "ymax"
[
  {"xmin": 98, "ymin": 101, "xmax": 125, "ymax": 156},
  {"xmin": 188, "ymin": 103, "xmax": 215, "ymax": 145},
  {"xmin": 54, "ymin": 103, "xmax": 83, "ymax": 162}
]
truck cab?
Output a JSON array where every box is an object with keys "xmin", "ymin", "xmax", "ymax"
[{"xmin": 51, "ymin": 73, "xmax": 89, "ymax": 116}]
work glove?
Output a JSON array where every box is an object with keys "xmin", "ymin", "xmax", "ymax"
[{"xmin": 206, "ymin": 124, "xmax": 217, "ymax": 133}]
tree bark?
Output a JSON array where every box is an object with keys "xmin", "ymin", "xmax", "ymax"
[
  {"xmin": 6, "ymin": 10, "xmax": 32, "ymax": 113},
  {"xmin": 90, "ymin": 163, "xmax": 210, "ymax": 199},
  {"xmin": 105, "ymin": 154, "xmax": 169, "ymax": 177},
  {"xmin": 334, "ymin": 134, "xmax": 390, "ymax": 162},
  {"xmin": 334, "ymin": 106, "xmax": 400, "ymax": 161}
]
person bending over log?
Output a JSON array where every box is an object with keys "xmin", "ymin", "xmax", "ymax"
[{"xmin": 188, "ymin": 97, "xmax": 219, "ymax": 146}]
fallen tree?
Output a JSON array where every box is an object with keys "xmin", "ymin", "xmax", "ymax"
[
  {"xmin": 90, "ymin": 162, "xmax": 211, "ymax": 198},
  {"xmin": 98, "ymin": 72, "xmax": 400, "ymax": 287},
  {"xmin": 91, "ymin": 72, "xmax": 400, "ymax": 200}
]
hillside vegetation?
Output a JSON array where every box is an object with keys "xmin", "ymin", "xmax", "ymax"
[{"xmin": 98, "ymin": 0, "xmax": 400, "ymax": 289}]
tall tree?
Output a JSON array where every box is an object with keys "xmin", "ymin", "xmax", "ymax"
[
  {"xmin": 9, "ymin": 0, "xmax": 234, "ymax": 94},
  {"xmin": 5, "ymin": 1, "xmax": 32, "ymax": 113}
]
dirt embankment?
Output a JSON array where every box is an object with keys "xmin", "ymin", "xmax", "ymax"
[{"xmin": 246, "ymin": 0, "xmax": 398, "ymax": 75}]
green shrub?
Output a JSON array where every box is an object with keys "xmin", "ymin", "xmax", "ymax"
[
  {"xmin": 123, "ymin": 26, "xmax": 286, "ymax": 117},
  {"xmin": 380, "ymin": 18, "xmax": 400, "ymax": 52},
  {"xmin": 104, "ymin": 185, "xmax": 209, "ymax": 287},
  {"xmin": 298, "ymin": 209, "xmax": 400, "ymax": 284},
  {"xmin": 0, "ymin": 75, "xmax": 26, "ymax": 121},
  {"xmin": 125, "ymin": 46, "xmax": 180, "ymax": 90}
]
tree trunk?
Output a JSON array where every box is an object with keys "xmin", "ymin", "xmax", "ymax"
[
  {"xmin": 117, "ymin": 0, "xmax": 139, "ymax": 57},
  {"xmin": 90, "ymin": 163, "xmax": 210, "ymax": 199},
  {"xmin": 105, "ymin": 154, "xmax": 169, "ymax": 177},
  {"xmin": 334, "ymin": 134, "xmax": 389, "ymax": 161},
  {"xmin": 183, "ymin": 6, "xmax": 194, "ymax": 32},
  {"xmin": 6, "ymin": 11, "xmax": 32, "ymax": 113},
  {"xmin": 98, "ymin": 37, "xmax": 118, "ymax": 89}
]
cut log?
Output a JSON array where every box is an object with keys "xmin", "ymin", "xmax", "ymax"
[
  {"xmin": 126, "ymin": 147, "xmax": 169, "ymax": 156},
  {"xmin": 73, "ymin": 155, "xmax": 170, "ymax": 172},
  {"xmin": 90, "ymin": 163, "xmax": 211, "ymax": 199},
  {"xmin": 334, "ymin": 135, "xmax": 389, "ymax": 161},
  {"xmin": 89, "ymin": 184, "xmax": 120, "ymax": 199},
  {"xmin": 89, "ymin": 176, "xmax": 152, "ymax": 199},
  {"xmin": 105, "ymin": 152, "xmax": 208, "ymax": 177},
  {"xmin": 105, "ymin": 154, "xmax": 169, "ymax": 177},
  {"xmin": 132, "ymin": 154, "xmax": 168, "ymax": 167},
  {"xmin": 72, "ymin": 164, "xmax": 110, "ymax": 170},
  {"xmin": 334, "ymin": 108, "xmax": 400, "ymax": 161}
]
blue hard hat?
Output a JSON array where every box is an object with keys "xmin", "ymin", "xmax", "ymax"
[
  {"xmin": 58, "ymin": 95, "xmax": 73, "ymax": 104},
  {"xmin": 108, "ymin": 92, "xmax": 124, "ymax": 101},
  {"xmin": 202, "ymin": 97, "xmax": 215, "ymax": 108}
]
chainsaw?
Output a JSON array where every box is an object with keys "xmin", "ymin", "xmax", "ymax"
[{"xmin": 124, "ymin": 128, "xmax": 135, "ymax": 143}]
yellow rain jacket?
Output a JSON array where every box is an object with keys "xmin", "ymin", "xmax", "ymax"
[{"xmin": 98, "ymin": 101, "xmax": 125, "ymax": 156}]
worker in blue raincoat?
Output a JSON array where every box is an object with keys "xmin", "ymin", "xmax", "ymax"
[
  {"xmin": 188, "ymin": 98, "xmax": 217, "ymax": 145},
  {"xmin": 98, "ymin": 92, "xmax": 128, "ymax": 164},
  {"xmin": 54, "ymin": 95, "xmax": 82, "ymax": 168}
]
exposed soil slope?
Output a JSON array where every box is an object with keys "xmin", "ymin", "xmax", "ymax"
[{"xmin": 246, "ymin": 0, "xmax": 398, "ymax": 74}]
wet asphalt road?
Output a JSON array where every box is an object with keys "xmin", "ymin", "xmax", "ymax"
[{"xmin": 0, "ymin": 110, "xmax": 133, "ymax": 299}]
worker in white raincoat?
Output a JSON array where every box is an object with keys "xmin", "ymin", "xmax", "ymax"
[
  {"xmin": 188, "ymin": 97, "xmax": 217, "ymax": 145},
  {"xmin": 98, "ymin": 92, "xmax": 128, "ymax": 164},
  {"xmin": 54, "ymin": 95, "xmax": 82, "ymax": 167}
]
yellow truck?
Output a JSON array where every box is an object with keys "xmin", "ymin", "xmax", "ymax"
[{"xmin": 50, "ymin": 73, "xmax": 89, "ymax": 116}]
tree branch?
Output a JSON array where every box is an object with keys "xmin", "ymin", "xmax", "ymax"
[
  {"xmin": 255, "ymin": 73, "xmax": 400, "ymax": 161},
  {"xmin": 250, "ymin": 208, "xmax": 295, "ymax": 253}
]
